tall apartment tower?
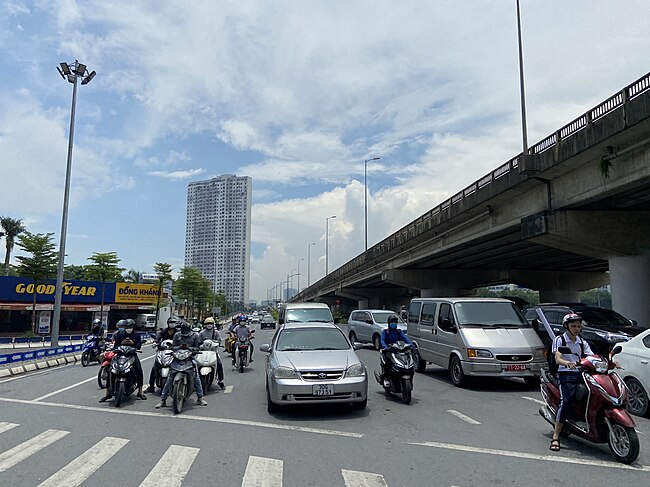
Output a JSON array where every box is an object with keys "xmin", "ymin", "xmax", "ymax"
[{"xmin": 185, "ymin": 175, "xmax": 252, "ymax": 306}]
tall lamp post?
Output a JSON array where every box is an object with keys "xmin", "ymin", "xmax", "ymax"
[
  {"xmin": 307, "ymin": 242, "xmax": 316, "ymax": 287},
  {"xmin": 52, "ymin": 60, "xmax": 96, "ymax": 347},
  {"xmin": 364, "ymin": 156, "xmax": 380, "ymax": 251},
  {"xmin": 325, "ymin": 215, "xmax": 336, "ymax": 275},
  {"xmin": 516, "ymin": 0, "xmax": 528, "ymax": 154},
  {"xmin": 296, "ymin": 258, "xmax": 304, "ymax": 294}
]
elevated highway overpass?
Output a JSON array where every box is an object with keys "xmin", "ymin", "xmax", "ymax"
[{"xmin": 293, "ymin": 71, "xmax": 650, "ymax": 325}]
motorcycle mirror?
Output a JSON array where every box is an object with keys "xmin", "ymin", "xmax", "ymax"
[{"xmin": 610, "ymin": 345, "xmax": 623, "ymax": 355}]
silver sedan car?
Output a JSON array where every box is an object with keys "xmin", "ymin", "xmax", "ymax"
[{"xmin": 260, "ymin": 322, "xmax": 368, "ymax": 412}]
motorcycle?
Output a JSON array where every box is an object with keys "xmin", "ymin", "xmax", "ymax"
[
  {"xmin": 195, "ymin": 339, "xmax": 219, "ymax": 394},
  {"xmin": 109, "ymin": 345, "xmax": 140, "ymax": 407},
  {"xmin": 539, "ymin": 345, "xmax": 640, "ymax": 464},
  {"xmin": 234, "ymin": 335, "xmax": 252, "ymax": 373},
  {"xmin": 169, "ymin": 346, "xmax": 200, "ymax": 414},
  {"xmin": 151, "ymin": 339, "xmax": 174, "ymax": 391},
  {"xmin": 374, "ymin": 341, "xmax": 415, "ymax": 404},
  {"xmin": 81, "ymin": 333, "xmax": 104, "ymax": 367},
  {"xmin": 97, "ymin": 340, "xmax": 115, "ymax": 389}
]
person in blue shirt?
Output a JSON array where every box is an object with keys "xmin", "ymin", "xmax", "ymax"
[{"xmin": 379, "ymin": 316, "xmax": 412, "ymax": 387}]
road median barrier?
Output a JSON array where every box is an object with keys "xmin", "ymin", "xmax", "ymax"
[{"xmin": 0, "ymin": 344, "xmax": 83, "ymax": 377}]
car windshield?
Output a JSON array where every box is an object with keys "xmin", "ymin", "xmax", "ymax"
[
  {"xmin": 371, "ymin": 312, "xmax": 403, "ymax": 324},
  {"xmin": 285, "ymin": 308, "xmax": 333, "ymax": 323},
  {"xmin": 276, "ymin": 328, "xmax": 350, "ymax": 351},
  {"xmin": 454, "ymin": 302, "xmax": 530, "ymax": 328},
  {"xmin": 262, "ymin": 316, "xmax": 274, "ymax": 322},
  {"xmin": 578, "ymin": 308, "xmax": 635, "ymax": 328}
]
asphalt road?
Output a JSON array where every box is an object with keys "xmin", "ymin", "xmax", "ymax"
[{"xmin": 1, "ymin": 324, "xmax": 649, "ymax": 486}]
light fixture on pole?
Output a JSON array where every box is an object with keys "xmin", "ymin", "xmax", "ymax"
[
  {"xmin": 307, "ymin": 242, "xmax": 316, "ymax": 287},
  {"xmin": 364, "ymin": 156, "xmax": 380, "ymax": 251},
  {"xmin": 516, "ymin": 0, "xmax": 528, "ymax": 154},
  {"xmin": 51, "ymin": 60, "xmax": 96, "ymax": 348},
  {"xmin": 325, "ymin": 215, "xmax": 336, "ymax": 275}
]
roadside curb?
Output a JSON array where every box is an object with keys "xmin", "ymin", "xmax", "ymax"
[{"xmin": 0, "ymin": 352, "xmax": 80, "ymax": 377}]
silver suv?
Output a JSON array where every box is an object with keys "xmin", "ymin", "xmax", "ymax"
[{"xmin": 347, "ymin": 309, "xmax": 406, "ymax": 350}]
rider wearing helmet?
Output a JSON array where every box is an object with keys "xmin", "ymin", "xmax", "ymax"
[
  {"xmin": 156, "ymin": 321, "xmax": 208, "ymax": 408},
  {"xmin": 100, "ymin": 319, "xmax": 146, "ymax": 403},
  {"xmin": 91, "ymin": 318, "xmax": 104, "ymax": 337},
  {"xmin": 198, "ymin": 317, "xmax": 225, "ymax": 389},
  {"xmin": 231, "ymin": 314, "xmax": 254, "ymax": 365},
  {"xmin": 145, "ymin": 316, "xmax": 181, "ymax": 393},
  {"xmin": 379, "ymin": 315, "xmax": 412, "ymax": 387},
  {"xmin": 549, "ymin": 313, "xmax": 594, "ymax": 452}
]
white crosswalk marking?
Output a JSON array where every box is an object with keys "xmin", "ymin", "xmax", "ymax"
[
  {"xmin": 0, "ymin": 429, "xmax": 69, "ymax": 473},
  {"xmin": 341, "ymin": 469, "xmax": 389, "ymax": 487},
  {"xmin": 37, "ymin": 436, "xmax": 129, "ymax": 487},
  {"xmin": 0, "ymin": 422, "xmax": 19, "ymax": 434},
  {"xmin": 241, "ymin": 455, "xmax": 283, "ymax": 486},
  {"xmin": 139, "ymin": 444, "xmax": 200, "ymax": 487}
]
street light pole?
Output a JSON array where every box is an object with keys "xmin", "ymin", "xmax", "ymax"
[
  {"xmin": 52, "ymin": 60, "xmax": 96, "ymax": 347},
  {"xmin": 296, "ymin": 258, "xmax": 304, "ymax": 294},
  {"xmin": 364, "ymin": 157, "xmax": 380, "ymax": 251},
  {"xmin": 307, "ymin": 242, "xmax": 316, "ymax": 287},
  {"xmin": 516, "ymin": 0, "xmax": 529, "ymax": 154},
  {"xmin": 325, "ymin": 215, "xmax": 336, "ymax": 275}
]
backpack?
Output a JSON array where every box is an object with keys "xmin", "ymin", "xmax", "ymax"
[{"xmin": 548, "ymin": 334, "xmax": 585, "ymax": 377}]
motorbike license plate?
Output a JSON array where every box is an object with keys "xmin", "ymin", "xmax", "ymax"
[
  {"xmin": 313, "ymin": 384, "xmax": 334, "ymax": 396},
  {"xmin": 504, "ymin": 364, "xmax": 527, "ymax": 371}
]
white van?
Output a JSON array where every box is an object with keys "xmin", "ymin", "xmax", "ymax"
[
  {"xmin": 278, "ymin": 302, "xmax": 337, "ymax": 325},
  {"xmin": 136, "ymin": 313, "xmax": 157, "ymax": 330},
  {"xmin": 407, "ymin": 297, "xmax": 546, "ymax": 387}
]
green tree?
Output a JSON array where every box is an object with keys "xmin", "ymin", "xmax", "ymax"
[
  {"xmin": 153, "ymin": 262, "xmax": 173, "ymax": 326},
  {"xmin": 122, "ymin": 268, "xmax": 141, "ymax": 283},
  {"xmin": 174, "ymin": 267, "xmax": 210, "ymax": 320},
  {"xmin": 1, "ymin": 216, "xmax": 26, "ymax": 276},
  {"xmin": 15, "ymin": 232, "xmax": 58, "ymax": 332},
  {"xmin": 64, "ymin": 264, "xmax": 90, "ymax": 280},
  {"xmin": 85, "ymin": 252, "xmax": 125, "ymax": 324}
]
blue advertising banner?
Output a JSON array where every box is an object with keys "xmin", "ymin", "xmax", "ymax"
[
  {"xmin": 0, "ymin": 276, "xmax": 116, "ymax": 304},
  {"xmin": 0, "ymin": 344, "xmax": 83, "ymax": 365}
]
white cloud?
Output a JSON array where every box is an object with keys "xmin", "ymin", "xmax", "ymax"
[{"xmin": 148, "ymin": 169, "xmax": 205, "ymax": 181}]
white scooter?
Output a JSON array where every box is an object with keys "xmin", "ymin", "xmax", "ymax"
[
  {"xmin": 153, "ymin": 339, "xmax": 174, "ymax": 391},
  {"xmin": 195, "ymin": 339, "xmax": 220, "ymax": 394}
]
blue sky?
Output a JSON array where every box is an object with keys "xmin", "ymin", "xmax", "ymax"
[{"xmin": 1, "ymin": 1, "xmax": 649, "ymax": 303}]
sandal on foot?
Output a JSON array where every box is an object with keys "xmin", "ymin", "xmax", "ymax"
[
  {"xmin": 549, "ymin": 438, "xmax": 560, "ymax": 451},
  {"xmin": 98, "ymin": 396, "xmax": 111, "ymax": 403},
  {"xmin": 137, "ymin": 394, "xmax": 147, "ymax": 400}
]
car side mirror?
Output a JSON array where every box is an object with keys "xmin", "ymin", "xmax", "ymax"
[
  {"xmin": 440, "ymin": 318, "xmax": 456, "ymax": 332},
  {"xmin": 352, "ymin": 342, "xmax": 362, "ymax": 350},
  {"xmin": 259, "ymin": 344, "xmax": 271, "ymax": 353},
  {"xmin": 630, "ymin": 319, "xmax": 638, "ymax": 326},
  {"xmin": 365, "ymin": 319, "xmax": 373, "ymax": 324}
]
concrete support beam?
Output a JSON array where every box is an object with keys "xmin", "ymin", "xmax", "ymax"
[{"xmin": 610, "ymin": 253, "xmax": 650, "ymax": 325}]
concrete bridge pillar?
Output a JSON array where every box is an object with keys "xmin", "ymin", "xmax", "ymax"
[
  {"xmin": 609, "ymin": 253, "xmax": 650, "ymax": 325},
  {"xmin": 358, "ymin": 299, "xmax": 369, "ymax": 309}
]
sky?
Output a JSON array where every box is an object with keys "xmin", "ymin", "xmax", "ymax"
[{"xmin": 1, "ymin": 1, "xmax": 649, "ymax": 304}]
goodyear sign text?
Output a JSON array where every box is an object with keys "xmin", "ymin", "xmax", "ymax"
[{"xmin": 0, "ymin": 276, "xmax": 110, "ymax": 304}]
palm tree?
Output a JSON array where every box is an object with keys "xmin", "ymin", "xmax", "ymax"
[{"xmin": 1, "ymin": 216, "xmax": 26, "ymax": 276}]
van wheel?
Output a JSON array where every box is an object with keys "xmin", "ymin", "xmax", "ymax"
[
  {"xmin": 449, "ymin": 355, "xmax": 467, "ymax": 387},
  {"xmin": 348, "ymin": 331, "xmax": 357, "ymax": 343},
  {"xmin": 372, "ymin": 334, "xmax": 381, "ymax": 351},
  {"xmin": 414, "ymin": 348, "xmax": 426, "ymax": 373}
]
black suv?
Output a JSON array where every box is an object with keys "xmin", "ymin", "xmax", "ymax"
[{"xmin": 524, "ymin": 303, "xmax": 646, "ymax": 356}]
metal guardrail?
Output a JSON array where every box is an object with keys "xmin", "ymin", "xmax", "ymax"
[{"xmin": 307, "ymin": 71, "xmax": 650, "ymax": 291}]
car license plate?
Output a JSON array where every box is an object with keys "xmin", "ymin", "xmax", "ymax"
[
  {"xmin": 313, "ymin": 384, "xmax": 334, "ymax": 396},
  {"xmin": 504, "ymin": 364, "xmax": 527, "ymax": 371}
]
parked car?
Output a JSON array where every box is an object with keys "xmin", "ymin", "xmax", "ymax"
[
  {"xmin": 408, "ymin": 297, "xmax": 546, "ymax": 387},
  {"xmin": 347, "ymin": 309, "xmax": 406, "ymax": 350},
  {"xmin": 525, "ymin": 303, "xmax": 647, "ymax": 357},
  {"xmin": 260, "ymin": 314, "xmax": 276, "ymax": 330},
  {"xmin": 260, "ymin": 322, "xmax": 368, "ymax": 412},
  {"xmin": 613, "ymin": 328, "xmax": 650, "ymax": 417}
]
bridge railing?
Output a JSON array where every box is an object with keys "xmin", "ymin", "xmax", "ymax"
[{"xmin": 309, "ymin": 72, "xmax": 650, "ymax": 291}]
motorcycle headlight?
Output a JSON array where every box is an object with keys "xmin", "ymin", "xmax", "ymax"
[
  {"xmin": 467, "ymin": 348, "xmax": 493, "ymax": 358},
  {"xmin": 273, "ymin": 366, "xmax": 298, "ymax": 379},
  {"xmin": 533, "ymin": 347, "xmax": 547, "ymax": 359},
  {"xmin": 346, "ymin": 363, "xmax": 366, "ymax": 377}
]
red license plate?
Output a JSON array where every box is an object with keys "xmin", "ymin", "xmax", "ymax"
[{"xmin": 505, "ymin": 364, "xmax": 527, "ymax": 371}]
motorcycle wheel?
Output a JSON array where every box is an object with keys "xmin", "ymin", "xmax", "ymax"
[
  {"xmin": 239, "ymin": 358, "xmax": 244, "ymax": 373},
  {"xmin": 172, "ymin": 381, "xmax": 185, "ymax": 415},
  {"xmin": 114, "ymin": 381, "xmax": 125, "ymax": 408},
  {"xmin": 401, "ymin": 379, "xmax": 412, "ymax": 405},
  {"xmin": 201, "ymin": 375, "xmax": 209, "ymax": 395},
  {"xmin": 81, "ymin": 351, "xmax": 90, "ymax": 367},
  {"xmin": 97, "ymin": 366, "xmax": 109, "ymax": 389},
  {"xmin": 608, "ymin": 423, "xmax": 640, "ymax": 464}
]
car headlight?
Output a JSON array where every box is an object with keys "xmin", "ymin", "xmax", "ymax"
[
  {"xmin": 467, "ymin": 348, "xmax": 493, "ymax": 358},
  {"xmin": 273, "ymin": 366, "xmax": 298, "ymax": 379},
  {"xmin": 346, "ymin": 363, "xmax": 366, "ymax": 377},
  {"xmin": 533, "ymin": 347, "xmax": 547, "ymax": 359}
]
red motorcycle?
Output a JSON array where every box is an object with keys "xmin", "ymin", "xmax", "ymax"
[
  {"xmin": 539, "ymin": 345, "xmax": 639, "ymax": 463},
  {"xmin": 97, "ymin": 341, "xmax": 115, "ymax": 389}
]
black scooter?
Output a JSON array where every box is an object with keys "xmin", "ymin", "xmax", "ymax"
[
  {"xmin": 109, "ymin": 345, "xmax": 139, "ymax": 407},
  {"xmin": 374, "ymin": 341, "xmax": 415, "ymax": 404}
]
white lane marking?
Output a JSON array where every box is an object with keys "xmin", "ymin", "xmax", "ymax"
[
  {"xmin": 36, "ymin": 436, "xmax": 129, "ymax": 487},
  {"xmin": 521, "ymin": 396, "xmax": 545, "ymax": 405},
  {"xmin": 341, "ymin": 468, "xmax": 389, "ymax": 487},
  {"xmin": 447, "ymin": 410, "xmax": 481, "ymax": 425},
  {"xmin": 0, "ymin": 397, "xmax": 363, "ymax": 438},
  {"xmin": 241, "ymin": 456, "xmax": 283, "ymax": 486},
  {"xmin": 0, "ymin": 429, "xmax": 70, "ymax": 473},
  {"xmin": 224, "ymin": 385, "xmax": 234, "ymax": 394},
  {"xmin": 0, "ymin": 422, "xmax": 19, "ymax": 434},
  {"xmin": 139, "ymin": 444, "xmax": 200, "ymax": 487},
  {"xmin": 32, "ymin": 354, "xmax": 155, "ymax": 401},
  {"xmin": 407, "ymin": 440, "xmax": 650, "ymax": 472}
]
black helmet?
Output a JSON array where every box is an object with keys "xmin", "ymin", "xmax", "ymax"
[
  {"xmin": 387, "ymin": 316, "xmax": 399, "ymax": 324},
  {"xmin": 180, "ymin": 323, "xmax": 192, "ymax": 336}
]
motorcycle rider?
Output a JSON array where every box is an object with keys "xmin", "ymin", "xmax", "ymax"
[
  {"xmin": 198, "ymin": 317, "xmax": 226, "ymax": 389},
  {"xmin": 549, "ymin": 312, "xmax": 594, "ymax": 452},
  {"xmin": 231, "ymin": 314, "xmax": 254, "ymax": 365},
  {"xmin": 379, "ymin": 316, "xmax": 413, "ymax": 388},
  {"xmin": 99, "ymin": 319, "xmax": 146, "ymax": 402},
  {"xmin": 145, "ymin": 316, "xmax": 181, "ymax": 393},
  {"xmin": 89, "ymin": 318, "xmax": 105, "ymax": 353},
  {"xmin": 155, "ymin": 322, "xmax": 208, "ymax": 408}
]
